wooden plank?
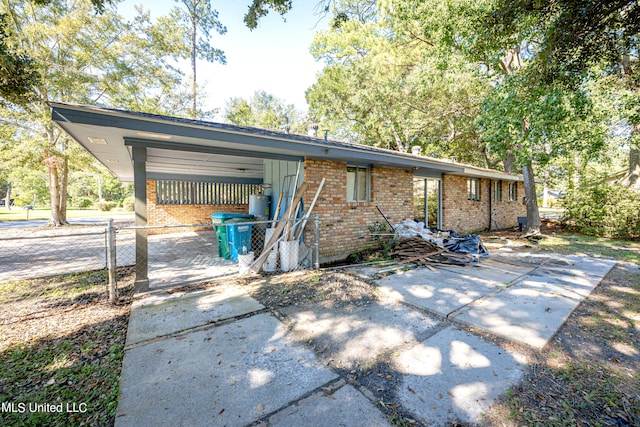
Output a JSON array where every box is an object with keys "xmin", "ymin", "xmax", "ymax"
[
  {"xmin": 398, "ymin": 248, "xmax": 447, "ymax": 264},
  {"xmin": 271, "ymin": 191, "xmax": 284, "ymax": 228},
  {"xmin": 293, "ymin": 178, "xmax": 326, "ymax": 241}
]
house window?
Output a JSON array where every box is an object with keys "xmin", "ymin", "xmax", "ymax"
[
  {"xmin": 467, "ymin": 178, "xmax": 480, "ymax": 201},
  {"xmin": 494, "ymin": 180, "xmax": 502, "ymax": 202},
  {"xmin": 347, "ymin": 166, "xmax": 370, "ymax": 202},
  {"xmin": 508, "ymin": 182, "xmax": 517, "ymax": 201}
]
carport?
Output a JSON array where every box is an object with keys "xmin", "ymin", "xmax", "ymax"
[{"xmin": 50, "ymin": 104, "xmax": 306, "ymax": 289}]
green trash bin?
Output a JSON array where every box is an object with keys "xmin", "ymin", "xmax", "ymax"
[
  {"xmin": 211, "ymin": 213, "xmax": 254, "ymax": 260},
  {"xmin": 226, "ymin": 218, "xmax": 255, "ymax": 262}
]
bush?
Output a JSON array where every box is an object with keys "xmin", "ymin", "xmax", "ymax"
[
  {"xmin": 563, "ymin": 183, "xmax": 640, "ymax": 238},
  {"xmin": 122, "ymin": 196, "xmax": 135, "ymax": 212},
  {"xmin": 72, "ymin": 197, "xmax": 94, "ymax": 208},
  {"xmin": 95, "ymin": 201, "xmax": 118, "ymax": 212}
]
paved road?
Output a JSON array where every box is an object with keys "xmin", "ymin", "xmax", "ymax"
[{"xmin": 0, "ymin": 215, "xmax": 134, "ymax": 229}]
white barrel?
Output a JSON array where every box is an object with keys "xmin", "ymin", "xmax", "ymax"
[
  {"xmin": 238, "ymin": 252, "xmax": 254, "ymax": 276},
  {"xmin": 279, "ymin": 240, "xmax": 299, "ymax": 272},
  {"xmin": 263, "ymin": 250, "xmax": 278, "ymax": 272}
]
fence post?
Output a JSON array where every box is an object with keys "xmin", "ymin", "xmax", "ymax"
[
  {"xmin": 314, "ymin": 215, "xmax": 320, "ymax": 270},
  {"xmin": 106, "ymin": 218, "xmax": 118, "ymax": 303}
]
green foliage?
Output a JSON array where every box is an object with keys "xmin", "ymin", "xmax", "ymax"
[
  {"xmin": 95, "ymin": 201, "xmax": 117, "ymax": 212},
  {"xmin": 486, "ymin": 0, "xmax": 640, "ymax": 84},
  {"xmin": 0, "ymin": 14, "xmax": 40, "ymax": 105},
  {"xmin": 478, "ymin": 75, "xmax": 608, "ymax": 170},
  {"xmin": 244, "ymin": 0, "xmax": 294, "ymax": 29},
  {"xmin": 123, "ymin": 196, "xmax": 135, "ymax": 212},
  {"xmin": 224, "ymin": 90, "xmax": 306, "ymax": 133},
  {"xmin": 307, "ymin": 0, "xmax": 492, "ymax": 164},
  {"xmin": 72, "ymin": 196, "xmax": 94, "ymax": 208},
  {"xmin": 563, "ymin": 181, "xmax": 640, "ymax": 239}
]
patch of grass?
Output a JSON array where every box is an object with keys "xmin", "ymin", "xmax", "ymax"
[
  {"xmin": 0, "ymin": 208, "xmax": 131, "ymax": 222},
  {"xmin": 0, "ymin": 322, "xmax": 127, "ymax": 426},
  {"xmin": 0, "ymin": 268, "xmax": 134, "ymax": 426},
  {"xmin": 0, "ymin": 270, "xmax": 107, "ymax": 304},
  {"xmin": 535, "ymin": 233, "xmax": 640, "ymax": 263}
]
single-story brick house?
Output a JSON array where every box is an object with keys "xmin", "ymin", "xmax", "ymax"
[{"xmin": 50, "ymin": 102, "xmax": 526, "ymax": 286}]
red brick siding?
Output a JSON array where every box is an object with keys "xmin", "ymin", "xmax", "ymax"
[
  {"xmin": 441, "ymin": 175, "xmax": 526, "ymax": 234},
  {"xmin": 303, "ymin": 159, "xmax": 413, "ymax": 263},
  {"xmin": 146, "ymin": 180, "xmax": 249, "ymax": 234}
]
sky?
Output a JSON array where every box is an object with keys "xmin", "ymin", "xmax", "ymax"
[{"xmin": 120, "ymin": 0, "xmax": 329, "ymax": 117}]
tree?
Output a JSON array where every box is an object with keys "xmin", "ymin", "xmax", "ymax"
[
  {"xmin": 0, "ymin": 0, "xmax": 191, "ymax": 226},
  {"xmin": 388, "ymin": 0, "xmax": 611, "ymax": 234},
  {"xmin": 169, "ymin": 0, "xmax": 227, "ymax": 118},
  {"xmin": 244, "ymin": 0, "xmax": 294, "ymax": 29},
  {"xmin": 307, "ymin": 1, "xmax": 492, "ymax": 165},
  {"xmin": 486, "ymin": 0, "xmax": 640, "ymax": 190},
  {"xmin": 224, "ymin": 90, "xmax": 306, "ymax": 133}
]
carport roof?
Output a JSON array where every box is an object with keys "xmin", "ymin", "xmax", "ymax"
[{"xmin": 49, "ymin": 102, "xmax": 523, "ymax": 183}]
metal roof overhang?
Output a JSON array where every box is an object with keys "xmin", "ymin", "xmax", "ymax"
[{"xmin": 50, "ymin": 103, "xmax": 469, "ymax": 182}]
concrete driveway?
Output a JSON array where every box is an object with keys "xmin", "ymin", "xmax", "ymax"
[{"xmin": 115, "ymin": 251, "xmax": 616, "ymax": 426}]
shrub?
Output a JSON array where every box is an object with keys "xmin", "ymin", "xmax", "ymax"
[
  {"xmin": 73, "ymin": 197, "xmax": 94, "ymax": 208},
  {"xmin": 122, "ymin": 196, "xmax": 135, "ymax": 212},
  {"xmin": 563, "ymin": 183, "xmax": 640, "ymax": 238},
  {"xmin": 95, "ymin": 201, "xmax": 118, "ymax": 212}
]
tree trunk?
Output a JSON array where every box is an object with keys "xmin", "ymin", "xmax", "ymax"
[
  {"xmin": 503, "ymin": 153, "xmax": 517, "ymax": 174},
  {"xmin": 60, "ymin": 156, "xmax": 68, "ymax": 223},
  {"xmin": 522, "ymin": 162, "xmax": 541, "ymax": 235},
  {"xmin": 629, "ymin": 123, "xmax": 639, "ymax": 188},
  {"xmin": 5, "ymin": 183, "xmax": 11, "ymax": 210},
  {"xmin": 542, "ymin": 168, "xmax": 550, "ymax": 208},
  {"xmin": 44, "ymin": 155, "xmax": 68, "ymax": 226},
  {"xmin": 190, "ymin": 12, "xmax": 197, "ymax": 118}
]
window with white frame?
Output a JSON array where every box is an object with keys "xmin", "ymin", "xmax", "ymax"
[
  {"xmin": 508, "ymin": 182, "xmax": 517, "ymax": 201},
  {"xmin": 347, "ymin": 166, "xmax": 370, "ymax": 202},
  {"xmin": 467, "ymin": 178, "xmax": 480, "ymax": 201},
  {"xmin": 494, "ymin": 180, "xmax": 502, "ymax": 202}
]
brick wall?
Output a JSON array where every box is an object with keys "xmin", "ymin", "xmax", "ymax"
[
  {"xmin": 490, "ymin": 180, "xmax": 527, "ymax": 229},
  {"xmin": 303, "ymin": 159, "xmax": 413, "ymax": 263},
  {"xmin": 441, "ymin": 175, "xmax": 526, "ymax": 234},
  {"xmin": 146, "ymin": 180, "xmax": 249, "ymax": 233}
]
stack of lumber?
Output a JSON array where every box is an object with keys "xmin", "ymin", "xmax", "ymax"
[
  {"xmin": 248, "ymin": 178, "xmax": 325, "ymax": 274},
  {"xmin": 390, "ymin": 237, "xmax": 473, "ymax": 267}
]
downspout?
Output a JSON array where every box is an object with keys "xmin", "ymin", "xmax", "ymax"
[{"xmin": 488, "ymin": 180, "xmax": 493, "ymax": 231}]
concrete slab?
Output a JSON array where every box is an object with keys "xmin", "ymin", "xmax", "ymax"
[
  {"xmin": 116, "ymin": 313, "xmax": 338, "ymax": 427},
  {"xmin": 126, "ymin": 286, "xmax": 264, "ymax": 345},
  {"xmin": 438, "ymin": 259, "xmax": 535, "ymax": 285},
  {"xmin": 452, "ymin": 285, "xmax": 581, "ymax": 349},
  {"xmin": 267, "ymin": 383, "xmax": 389, "ymax": 427},
  {"xmin": 395, "ymin": 326, "xmax": 526, "ymax": 426},
  {"xmin": 280, "ymin": 302, "xmax": 440, "ymax": 369},
  {"xmin": 519, "ymin": 269, "xmax": 605, "ymax": 299},
  {"xmin": 376, "ymin": 268, "xmax": 505, "ymax": 317},
  {"xmin": 492, "ymin": 252, "xmax": 616, "ymax": 278},
  {"xmin": 536, "ymin": 255, "xmax": 617, "ymax": 279}
]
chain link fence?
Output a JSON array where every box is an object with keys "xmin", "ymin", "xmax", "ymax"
[{"xmin": 1, "ymin": 215, "xmax": 320, "ymax": 298}]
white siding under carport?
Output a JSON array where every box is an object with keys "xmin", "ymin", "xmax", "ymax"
[{"xmin": 263, "ymin": 159, "xmax": 304, "ymax": 220}]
